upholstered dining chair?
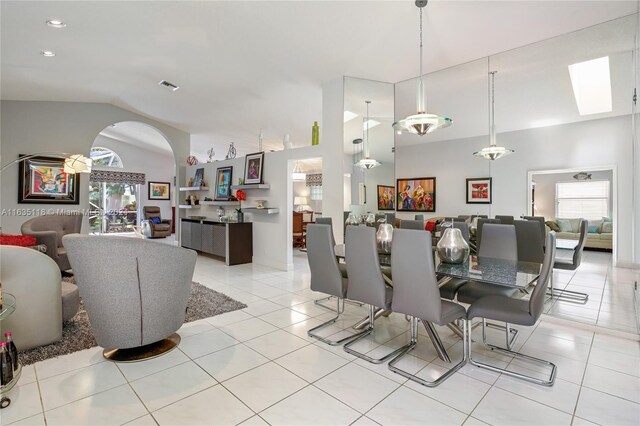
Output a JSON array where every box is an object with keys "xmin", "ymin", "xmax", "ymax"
[
  {"xmin": 495, "ymin": 215, "xmax": 514, "ymax": 225},
  {"xmin": 343, "ymin": 226, "xmax": 410, "ymax": 363},
  {"xmin": 414, "ymin": 214, "xmax": 424, "ymax": 222},
  {"xmin": 456, "ymin": 223, "xmax": 520, "ymax": 349},
  {"xmin": 514, "ymin": 220, "xmax": 545, "ymax": 263},
  {"xmin": 387, "ymin": 228, "xmax": 468, "ymax": 387},
  {"xmin": 523, "ymin": 216, "xmax": 546, "ymax": 248},
  {"xmin": 21, "ymin": 213, "xmax": 82, "ymax": 272},
  {"xmin": 293, "ymin": 211, "xmax": 306, "ymax": 247},
  {"xmin": 475, "ymin": 218, "xmax": 501, "ymax": 248},
  {"xmin": 399, "ymin": 219, "xmax": 424, "ymax": 230},
  {"xmin": 63, "ymin": 235, "xmax": 197, "ymax": 361},
  {"xmin": 551, "ymin": 219, "xmax": 589, "ymax": 303},
  {"xmin": 467, "ymin": 232, "xmax": 558, "ymax": 386},
  {"xmin": 142, "ymin": 206, "xmax": 172, "ymax": 238}
]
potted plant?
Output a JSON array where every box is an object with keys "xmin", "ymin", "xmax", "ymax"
[{"xmin": 235, "ymin": 189, "xmax": 246, "ymax": 222}]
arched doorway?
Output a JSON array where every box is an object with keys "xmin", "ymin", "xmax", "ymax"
[{"xmin": 89, "ymin": 122, "xmax": 177, "ymax": 237}]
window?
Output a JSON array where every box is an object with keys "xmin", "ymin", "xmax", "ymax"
[
  {"xmin": 90, "ymin": 147, "xmax": 123, "ymax": 168},
  {"xmin": 310, "ymin": 186, "xmax": 322, "ymax": 201},
  {"xmin": 556, "ymin": 181, "xmax": 609, "ymax": 220}
]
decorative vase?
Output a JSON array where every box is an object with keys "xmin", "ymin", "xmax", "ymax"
[
  {"xmin": 437, "ymin": 228, "xmax": 470, "ymax": 264},
  {"xmin": 365, "ymin": 213, "xmax": 376, "ymax": 227},
  {"xmin": 237, "ymin": 210, "xmax": 244, "ymax": 223},
  {"xmin": 376, "ymin": 224, "xmax": 393, "ymax": 254},
  {"xmin": 283, "ymin": 133, "xmax": 293, "ymax": 149},
  {"xmin": 345, "ymin": 212, "xmax": 359, "ymax": 227},
  {"xmin": 311, "ymin": 121, "xmax": 319, "ymax": 145}
]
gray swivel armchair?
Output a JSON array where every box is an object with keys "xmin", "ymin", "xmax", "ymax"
[
  {"xmin": 343, "ymin": 226, "xmax": 410, "ymax": 363},
  {"xmin": 21, "ymin": 213, "xmax": 82, "ymax": 272},
  {"xmin": 399, "ymin": 219, "xmax": 424, "ymax": 230},
  {"xmin": 306, "ymin": 224, "xmax": 355, "ymax": 345},
  {"xmin": 63, "ymin": 235, "xmax": 197, "ymax": 361},
  {"xmin": 143, "ymin": 206, "xmax": 172, "ymax": 238},
  {"xmin": 467, "ymin": 232, "xmax": 558, "ymax": 386},
  {"xmin": 552, "ymin": 219, "xmax": 589, "ymax": 303},
  {"xmin": 387, "ymin": 229, "xmax": 468, "ymax": 387}
]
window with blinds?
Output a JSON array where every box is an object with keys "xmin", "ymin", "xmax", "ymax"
[
  {"xmin": 310, "ymin": 186, "xmax": 322, "ymax": 201},
  {"xmin": 556, "ymin": 180, "xmax": 609, "ymax": 220}
]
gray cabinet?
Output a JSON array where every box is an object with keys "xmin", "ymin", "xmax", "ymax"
[
  {"xmin": 181, "ymin": 219, "xmax": 251, "ymax": 265},
  {"xmin": 181, "ymin": 219, "xmax": 202, "ymax": 251}
]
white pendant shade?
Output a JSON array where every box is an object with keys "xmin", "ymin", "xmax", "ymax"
[
  {"xmin": 64, "ymin": 154, "xmax": 92, "ymax": 174},
  {"xmin": 354, "ymin": 158, "xmax": 382, "ymax": 169},
  {"xmin": 474, "ymin": 69, "xmax": 514, "ymax": 161},
  {"xmin": 473, "ymin": 146, "xmax": 514, "ymax": 161}
]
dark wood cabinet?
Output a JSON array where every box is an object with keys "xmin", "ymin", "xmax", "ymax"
[{"xmin": 180, "ymin": 219, "xmax": 252, "ymax": 265}]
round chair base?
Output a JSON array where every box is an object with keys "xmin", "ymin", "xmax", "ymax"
[{"xmin": 103, "ymin": 333, "xmax": 181, "ymax": 362}]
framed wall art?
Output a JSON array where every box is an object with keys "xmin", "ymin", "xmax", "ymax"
[
  {"xmin": 192, "ymin": 167, "xmax": 205, "ymax": 187},
  {"xmin": 148, "ymin": 181, "xmax": 170, "ymax": 200},
  {"xmin": 18, "ymin": 155, "xmax": 80, "ymax": 204},
  {"xmin": 377, "ymin": 185, "xmax": 395, "ymax": 211},
  {"xmin": 396, "ymin": 177, "xmax": 436, "ymax": 212},
  {"xmin": 244, "ymin": 152, "xmax": 265, "ymax": 184},
  {"xmin": 215, "ymin": 166, "xmax": 233, "ymax": 200},
  {"xmin": 466, "ymin": 177, "xmax": 492, "ymax": 204}
]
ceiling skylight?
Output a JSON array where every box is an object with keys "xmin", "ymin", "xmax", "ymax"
[
  {"xmin": 568, "ymin": 56, "xmax": 612, "ymax": 116},
  {"xmin": 363, "ymin": 119, "xmax": 380, "ymax": 130},
  {"xmin": 344, "ymin": 110, "xmax": 358, "ymax": 123}
]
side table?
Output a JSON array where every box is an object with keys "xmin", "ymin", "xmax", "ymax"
[{"xmin": 0, "ymin": 293, "xmax": 22, "ymax": 409}]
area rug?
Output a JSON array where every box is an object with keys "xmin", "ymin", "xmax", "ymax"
[{"xmin": 18, "ymin": 279, "xmax": 247, "ymax": 366}]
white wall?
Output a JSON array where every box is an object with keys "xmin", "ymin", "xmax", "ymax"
[
  {"xmin": 349, "ymin": 161, "xmax": 394, "ymax": 215},
  {"xmin": 0, "ymin": 101, "xmax": 190, "ymax": 235},
  {"xmin": 532, "ymin": 170, "xmax": 613, "ymax": 220},
  {"xmin": 93, "ymin": 134, "xmax": 175, "ymax": 220},
  {"xmin": 293, "ymin": 181, "xmax": 321, "ymax": 213},
  {"xmin": 395, "ymin": 115, "xmax": 635, "ymax": 265}
]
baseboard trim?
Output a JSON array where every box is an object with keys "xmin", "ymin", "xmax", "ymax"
[
  {"xmin": 615, "ymin": 260, "xmax": 640, "ymax": 269},
  {"xmin": 252, "ymin": 256, "xmax": 291, "ymax": 272}
]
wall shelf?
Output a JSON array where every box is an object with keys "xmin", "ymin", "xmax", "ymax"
[
  {"xmin": 200, "ymin": 200, "xmax": 240, "ymax": 206},
  {"xmin": 243, "ymin": 207, "xmax": 279, "ymax": 214},
  {"xmin": 179, "ymin": 186, "xmax": 210, "ymax": 191},
  {"xmin": 230, "ymin": 184, "xmax": 270, "ymax": 190},
  {"xmin": 179, "ymin": 204, "xmax": 200, "ymax": 209}
]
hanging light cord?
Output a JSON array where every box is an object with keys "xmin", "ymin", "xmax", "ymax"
[
  {"xmin": 417, "ymin": 6, "xmax": 425, "ymax": 112},
  {"xmin": 365, "ymin": 101, "xmax": 370, "ymax": 157}
]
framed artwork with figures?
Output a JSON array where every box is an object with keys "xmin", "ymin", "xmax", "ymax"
[
  {"xmin": 466, "ymin": 177, "xmax": 492, "ymax": 204},
  {"xmin": 18, "ymin": 155, "xmax": 80, "ymax": 204},
  {"xmin": 396, "ymin": 177, "xmax": 436, "ymax": 212},
  {"xmin": 244, "ymin": 152, "xmax": 264, "ymax": 184},
  {"xmin": 377, "ymin": 185, "xmax": 395, "ymax": 211}
]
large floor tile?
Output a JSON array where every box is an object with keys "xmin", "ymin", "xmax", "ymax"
[
  {"xmin": 152, "ymin": 384, "xmax": 253, "ymax": 426},
  {"xmin": 7, "ymin": 413, "xmax": 46, "ymax": 426},
  {"xmin": 39, "ymin": 361, "xmax": 126, "ymax": 411},
  {"xmin": 367, "ymin": 386, "xmax": 467, "ymax": 426},
  {"xmin": 44, "ymin": 385, "xmax": 147, "ymax": 426},
  {"xmin": 177, "ymin": 319, "xmax": 217, "ymax": 338},
  {"xmin": 314, "ymin": 363, "xmax": 400, "ymax": 413},
  {"xmin": 194, "ymin": 344, "xmax": 269, "ymax": 382},
  {"xmin": 575, "ymin": 387, "xmax": 640, "ymax": 426},
  {"xmin": 274, "ymin": 344, "xmax": 349, "ymax": 382},
  {"xmin": 219, "ymin": 317, "xmax": 279, "ymax": 342},
  {"xmin": 34, "ymin": 346, "xmax": 105, "ymax": 380},
  {"xmin": 494, "ymin": 375, "xmax": 580, "ymax": 414},
  {"xmin": 1, "ymin": 382, "xmax": 42, "ymax": 425},
  {"xmin": 260, "ymin": 385, "xmax": 360, "ymax": 426},
  {"xmin": 244, "ymin": 330, "xmax": 309, "ymax": 359},
  {"xmin": 242, "ymin": 299, "xmax": 284, "ymax": 317},
  {"xmin": 129, "ymin": 361, "xmax": 217, "ymax": 412},
  {"xmin": 205, "ymin": 309, "xmax": 253, "ymax": 327},
  {"xmin": 471, "ymin": 387, "xmax": 572, "ymax": 425},
  {"xmin": 179, "ymin": 328, "xmax": 239, "ymax": 359},
  {"xmin": 591, "ymin": 333, "xmax": 640, "ymax": 357},
  {"xmin": 582, "ymin": 364, "xmax": 640, "ymax": 404},
  {"xmin": 588, "ymin": 346, "xmax": 640, "ymax": 378},
  {"xmin": 123, "ymin": 414, "xmax": 159, "ymax": 425},
  {"xmin": 116, "ymin": 348, "xmax": 191, "ymax": 382},
  {"xmin": 223, "ymin": 362, "xmax": 307, "ymax": 412},
  {"xmin": 258, "ymin": 308, "xmax": 310, "ymax": 328}
]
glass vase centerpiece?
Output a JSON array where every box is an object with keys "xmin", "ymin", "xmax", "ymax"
[
  {"xmin": 376, "ymin": 223, "xmax": 393, "ymax": 254},
  {"xmin": 436, "ymin": 225, "xmax": 470, "ymax": 264}
]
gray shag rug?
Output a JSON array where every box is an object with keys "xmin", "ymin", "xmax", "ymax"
[{"xmin": 18, "ymin": 278, "xmax": 247, "ymax": 366}]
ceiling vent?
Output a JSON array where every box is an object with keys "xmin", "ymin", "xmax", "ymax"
[{"xmin": 158, "ymin": 80, "xmax": 179, "ymax": 91}]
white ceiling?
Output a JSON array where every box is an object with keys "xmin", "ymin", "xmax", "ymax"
[
  {"xmin": 98, "ymin": 121, "xmax": 174, "ymax": 155},
  {"xmin": 1, "ymin": 1, "xmax": 638, "ymax": 160}
]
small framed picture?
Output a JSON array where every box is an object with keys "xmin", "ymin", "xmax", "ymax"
[
  {"xmin": 18, "ymin": 155, "xmax": 80, "ymax": 204},
  {"xmin": 148, "ymin": 181, "xmax": 170, "ymax": 200},
  {"xmin": 397, "ymin": 177, "xmax": 436, "ymax": 212},
  {"xmin": 215, "ymin": 166, "xmax": 233, "ymax": 200},
  {"xmin": 466, "ymin": 177, "xmax": 492, "ymax": 204},
  {"xmin": 377, "ymin": 185, "xmax": 395, "ymax": 211},
  {"xmin": 244, "ymin": 152, "xmax": 265, "ymax": 184},
  {"xmin": 193, "ymin": 168, "xmax": 205, "ymax": 187}
]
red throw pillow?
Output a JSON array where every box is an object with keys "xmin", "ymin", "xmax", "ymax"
[
  {"xmin": 0, "ymin": 234, "xmax": 37, "ymax": 247},
  {"xmin": 425, "ymin": 221, "xmax": 436, "ymax": 232}
]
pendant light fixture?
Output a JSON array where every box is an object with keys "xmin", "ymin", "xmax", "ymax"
[
  {"xmin": 473, "ymin": 68, "xmax": 514, "ymax": 160},
  {"xmin": 393, "ymin": 0, "xmax": 452, "ymax": 136},
  {"xmin": 292, "ymin": 161, "xmax": 306, "ymax": 181},
  {"xmin": 355, "ymin": 100, "xmax": 381, "ymax": 169}
]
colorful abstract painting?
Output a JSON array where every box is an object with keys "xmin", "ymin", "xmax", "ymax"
[
  {"xmin": 466, "ymin": 177, "xmax": 492, "ymax": 204},
  {"xmin": 377, "ymin": 185, "xmax": 395, "ymax": 211},
  {"xmin": 396, "ymin": 177, "xmax": 436, "ymax": 212}
]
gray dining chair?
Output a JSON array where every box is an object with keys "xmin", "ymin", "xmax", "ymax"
[
  {"xmin": 514, "ymin": 220, "xmax": 544, "ymax": 263},
  {"xmin": 414, "ymin": 214, "xmax": 424, "ymax": 222},
  {"xmin": 475, "ymin": 218, "xmax": 501, "ymax": 247},
  {"xmin": 444, "ymin": 217, "xmax": 465, "ymax": 222},
  {"xmin": 552, "ymin": 219, "xmax": 589, "ymax": 303},
  {"xmin": 467, "ymin": 232, "xmax": 558, "ymax": 386},
  {"xmin": 343, "ymin": 226, "xmax": 410, "ymax": 363},
  {"xmin": 523, "ymin": 216, "xmax": 546, "ymax": 248},
  {"xmin": 438, "ymin": 221, "xmax": 471, "ymax": 300},
  {"xmin": 400, "ymin": 219, "xmax": 424, "ymax": 230},
  {"xmin": 387, "ymin": 229, "xmax": 468, "ymax": 387},
  {"xmin": 457, "ymin": 223, "xmax": 520, "ymax": 349},
  {"xmin": 315, "ymin": 217, "xmax": 335, "ymax": 244},
  {"xmin": 385, "ymin": 213, "xmax": 396, "ymax": 226},
  {"xmin": 495, "ymin": 215, "xmax": 514, "ymax": 225},
  {"xmin": 306, "ymin": 224, "xmax": 358, "ymax": 346}
]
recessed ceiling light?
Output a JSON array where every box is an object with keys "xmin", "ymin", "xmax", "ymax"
[
  {"xmin": 568, "ymin": 56, "xmax": 612, "ymax": 116},
  {"xmin": 344, "ymin": 111, "xmax": 358, "ymax": 123},
  {"xmin": 46, "ymin": 19, "xmax": 66, "ymax": 28},
  {"xmin": 41, "ymin": 50, "xmax": 56, "ymax": 57},
  {"xmin": 158, "ymin": 80, "xmax": 180, "ymax": 91}
]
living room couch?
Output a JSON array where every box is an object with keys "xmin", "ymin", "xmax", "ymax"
[{"xmin": 545, "ymin": 217, "xmax": 612, "ymax": 250}]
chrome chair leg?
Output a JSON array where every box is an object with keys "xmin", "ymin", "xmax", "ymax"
[
  {"xmin": 547, "ymin": 273, "xmax": 589, "ymax": 304},
  {"xmin": 308, "ymin": 298, "xmax": 360, "ymax": 346},
  {"xmin": 483, "ymin": 319, "xmax": 518, "ymax": 350},
  {"xmin": 388, "ymin": 318, "xmax": 468, "ymax": 387},
  {"xmin": 352, "ymin": 307, "xmax": 387, "ymax": 330},
  {"xmin": 344, "ymin": 305, "xmax": 411, "ymax": 364},
  {"xmin": 421, "ymin": 320, "xmax": 452, "ymax": 363},
  {"xmin": 468, "ymin": 321, "xmax": 557, "ymax": 386}
]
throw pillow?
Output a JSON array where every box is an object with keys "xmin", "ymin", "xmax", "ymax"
[
  {"xmin": 588, "ymin": 225, "xmax": 599, "ymax": 234},
  {"xmin": 557, "ymin": 219, "xmax": 573, "ymax": 232},
  {"xmin": 602, "ymin": 216, "xmax": 612, "ymax": 223},
  {"xmin": 602, "ymin": 222, "xmax": 613, "ymax": 233},
  {"xmin": 151, "ymin": 217, "xmax": 161, "ymax": 224},
  {"xmin": 589, "ymin": 219, "xmax": 603, "ymax": 233},
  {"xmin": 546, "ymin": 221, "xmax": 561, "ymax": 232}
]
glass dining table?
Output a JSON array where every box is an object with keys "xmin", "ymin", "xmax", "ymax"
[{"xmin": 333, "ymin": 244, "xmax": 542, "ymax": 362}]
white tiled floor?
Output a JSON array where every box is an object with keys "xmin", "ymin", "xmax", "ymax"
[{"xmin": 5, "ymin": 250, "xmax": 640, "ymax": 425}]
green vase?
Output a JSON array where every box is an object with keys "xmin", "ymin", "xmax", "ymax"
[{"xmin": 311, "ymin": 121, "xmax": 319, "ymax": 145}]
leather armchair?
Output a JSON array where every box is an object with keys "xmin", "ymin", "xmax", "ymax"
[
  {"xmin": 21, "ymin": 213, "xmax": 82, "ymax": 271},
  {"xmin": 143, "ymin": 206, "xmax": 172, "ymax": 238},
  {"xmin": 0, "ymin": 246, "xmax": 63, "ymax": 351}
]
